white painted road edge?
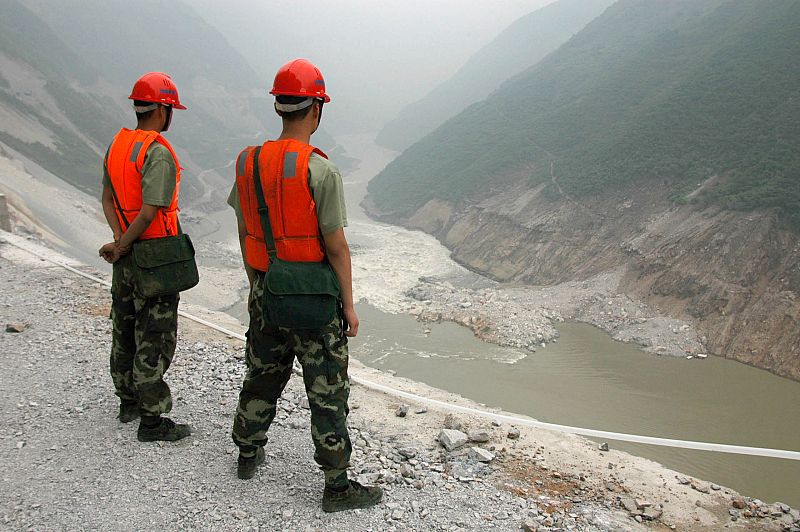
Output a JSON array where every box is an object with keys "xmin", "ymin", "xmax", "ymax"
[{"xmin": 4, "ymin": 234, "xmax": 800, "ymax": 462}]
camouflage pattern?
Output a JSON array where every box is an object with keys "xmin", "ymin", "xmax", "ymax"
[
  {"xmin": 110, "ymin": 253, "xmax": 179, "ymax": 417},
  {"xmin": 232, "ymin": 271, "xmax": 352, "ymax": 486}
]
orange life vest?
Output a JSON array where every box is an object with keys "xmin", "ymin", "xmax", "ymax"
[
  {"xmin": 235, "ymin": 139, "xmax": 327, "ymax": 272},
  {"xmin": 105, "ymin": 128, "xmax": 181, "ymax": 240}
]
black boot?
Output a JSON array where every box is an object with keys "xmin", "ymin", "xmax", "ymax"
[
  {"xmin": 136, "ymin": 417, "xmax": 191, "ymax": 442},
  {"xmin": 322, "ymin": 480, "xmax": 383, "ymax": 513},
  {"xmin": 237, "ymin": 447, "xmax": 265, "ymax": 480}
]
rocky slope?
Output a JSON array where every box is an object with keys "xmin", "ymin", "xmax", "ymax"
[{"xmin": 366, "ymin": 180, "xmax": 800, "ymax": 381}]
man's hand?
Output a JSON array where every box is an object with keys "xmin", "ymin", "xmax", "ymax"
[
  {"xmin": 342, "ymin": 306, "xmax": 359, "ymax": 337},
  {"xmin": 98, "ymin": 242, "xmax": 131, "ymax": 264},
  {"xmin": 99, "ymin": 242, "xmax": 119, "ymax": 263}
]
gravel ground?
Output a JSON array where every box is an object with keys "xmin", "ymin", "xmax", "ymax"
[{"xmin": 2, "ymin": 235, "xmax": 796, "ymax": 532}]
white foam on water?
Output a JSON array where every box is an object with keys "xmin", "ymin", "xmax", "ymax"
[{"xmin": 348, "ymin": 218, "xmax": 467, "ymax": 314}]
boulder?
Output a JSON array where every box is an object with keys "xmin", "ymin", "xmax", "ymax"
[
  {"xmin": 5, "ymin": 322, "xmax": 26, "ymax": 333},
  {"xmin": 398, "ymin": 447, "xmax": 417, "ymax": 459},
  {"xmin": 620, "ymin": 498, "xmax": 639, "ymax": 514},
  {"xmin": 469, "ymin": 447, "xmax": 495, "ymax": 463},
  {"xmin": 399, "ymin": 464, "xmax": 415, "ymax": 478},
  {"xmin": 443, "ymin": 413, "xmax": 463, "ymax": 431},
  {"xmin": 642, "ymin": 507, "xmax": 663, "ymax": 521},
  {"xmin": 468, "ymin": 429, "xmax": 491, "ymax": 443},
  {"xmin": 438, "ymin": 429, "xmax": 468, "ymax": 451}
]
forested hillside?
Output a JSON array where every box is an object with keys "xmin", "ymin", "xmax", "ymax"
[
  {"xmin": 368, "ymin": 0, "xmax": 800, "ymax": 229},
  {"xmin": 375, "ymin": 0, "xmax": 615, "ymax": 151}
]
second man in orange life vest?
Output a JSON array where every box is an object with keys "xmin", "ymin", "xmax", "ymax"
[
  {"xmin": 228, "ymin": 59, "xmax": 383, "ymax": 512},
  {"xmin": 98, "ymin": 72, "xmax": 191, "ymax": 442}
]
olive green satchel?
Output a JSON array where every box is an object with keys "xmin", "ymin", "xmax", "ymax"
[
  {"xmin": 108, "ymin": 179, "xmax": 199, "ymax": 298},
  {"xmin": 251, "ymin": 146, "xmax": 341, "ymax": 329},
  {"xmin": 130, "ymin": 230, "xmax": 199, "ymax": 298}
]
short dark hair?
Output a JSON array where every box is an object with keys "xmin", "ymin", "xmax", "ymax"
[
  {"xmin": 134, "ymin": 100, "xmax": 158, "ymax": 121},
  {"xmin": 275, "ymin": 95, "xmax": 321, "ymax": 121}
]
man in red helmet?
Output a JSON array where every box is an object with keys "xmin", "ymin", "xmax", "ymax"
[
  {"xmin": 228, "ymin": 59, "xmax": 382, "ymax": 512},
  {"xmin": 97, "ymin": 72, "xmax": 191, "ymax": 442}
]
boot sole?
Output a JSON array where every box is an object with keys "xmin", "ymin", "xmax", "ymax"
[
  {"xmin": 322, "ymin": 493, "xmax": 383, "ymax": 513},
  {"xmin": 136, "ymin": 429, "xmax": 191, "ymax": 442}
]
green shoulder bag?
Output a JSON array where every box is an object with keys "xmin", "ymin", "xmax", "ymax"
[
  {"xmin": 251, "ymin": 146, "xmax": 341, "ymax": 329},
  {"xmin": 108, "ymin": 177, "xmax": 199, "ymax": 299},
  {"xmin": 130, "ymin": 232, "xmax": 199, "ymax": 298}
]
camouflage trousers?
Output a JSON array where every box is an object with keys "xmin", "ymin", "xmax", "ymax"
[
  {"xmin": 232, "ymin": 271, "xmax": 352, "ymax": 486},
  {"xmin": 110, "ymin": 253, "xmax": 179, "ymax": 417}
]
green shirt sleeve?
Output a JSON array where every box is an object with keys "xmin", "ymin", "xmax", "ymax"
[
  {"xmin": 102, "ymin": 145, "xmax": 111, "ymax": 188},
  {"xmin": 140, "ymin": 143, "xmax": 177, "ymax": 207},
  {"xmin": 308, "ymin": 154, "xmax": 348, "ymax": 235},
  {"xmin": 227, "ymin": 183, "xmax": 244, "ymax": 222}
]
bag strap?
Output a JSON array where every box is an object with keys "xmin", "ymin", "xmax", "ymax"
[
  {"xmin": 250, "ymin": 146, "xmax": 277, "ymax": 261},
  {"xmin": 106, "ymin": 171, "xmax": 131, "ymax": 230}
]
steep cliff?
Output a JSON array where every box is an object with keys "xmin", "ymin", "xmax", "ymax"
[{"xmin": 397, "ymin": 182, "xmax": 800, "ymax": 379}]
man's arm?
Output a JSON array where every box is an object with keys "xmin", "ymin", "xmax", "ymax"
[
  {"xmin": 99, "ymin": 202, "xmax": 159, "ymax": 262},
  {"xmin": 118, "ymin": 204, "xmax": 160, "ymax": 250},
  {"xmin": 101, "ymin": 183, "xmax": 123, "ymax": 241},
  {"xmin": 323, "ymin": 228, "xmax": 358, "ymax": 337},
  {"xmin": 237, "ymin": 215, "xmax": 256, "ymax": 287}
]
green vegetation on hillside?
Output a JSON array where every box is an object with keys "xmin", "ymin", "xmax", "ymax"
[
  {"xmin": 376, "ymin": 0, "xmax": 615, "ymax": 151},
  {"xmin": 368, "ymin": 0, "xmax": 800, "ymax": 229}
]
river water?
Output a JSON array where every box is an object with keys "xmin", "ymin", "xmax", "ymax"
[{"xmin": 217, "ymin": 134, "xmax": 800, "ymax": 507}]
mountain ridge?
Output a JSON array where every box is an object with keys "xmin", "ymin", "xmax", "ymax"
[
  {"xmin": 375, "ymin": 0, "xmax": 615, "ymax": 152},
  {"xmin": 368, "ymin": 0, "xmax": 799, "ymax": 228}
]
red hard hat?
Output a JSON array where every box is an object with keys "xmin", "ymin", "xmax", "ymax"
[
  {"xmin": 128, "ymin": 72, "xmax": 187, "ymax": 110},
  {"xmin": 270, "ymin": 59, "xmax": 330, "ymax": 103}
]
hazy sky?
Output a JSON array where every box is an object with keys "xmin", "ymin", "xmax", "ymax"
[{"xmin": 185, "ymin": 0, "xmax": 555, "ymax": 133}]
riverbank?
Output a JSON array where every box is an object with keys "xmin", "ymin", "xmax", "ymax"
[
  {"xmin": 3, "ymin": 236, "xmax": 798, "ymax": 530},
  {"xmin": 405, "ymin": 268, "xmax": 704, "ymax": 360}
]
